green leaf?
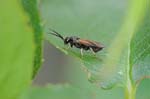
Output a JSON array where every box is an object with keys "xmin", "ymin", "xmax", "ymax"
[
  {"xmin": 20, "ymin": 84, "xmax": 124, "ymax": 99},
  {"xmin": 21, "ymin": 0, "xmax": 43, "ymax": 78},
  {"xmin": 42, "ymin": 0, "xmax": 150, "ymax": 91},
  {"xmin": 0, "ymin": 0, "xmax": 34, "ymax": 99},
  {"xmin": 136, "ymin": 79, "xmax": 150, "ymax": 99},
  {"xmin": 20, "ymin": 84, "xmax": 93, "ymax": 99},
  {"xmin": 130, "ymin": 4, "xmax": 150, "ymax": 85}
]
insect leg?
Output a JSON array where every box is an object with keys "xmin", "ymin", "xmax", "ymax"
[
  {"xmin": 70, "ymin": 43, "xmax": 74, "ymax": 48},
  {"xmin": 90, "ymin": 48, "xmax": 96, "ymax": 55},
  {"xmin": 66, "ymin": 45, "xmax": 70, "ymax": 49},
  {"xmin": 80, "ymin": 48, "xmax": 83, "ymax": 56},
  {"xmin": 67, "ymin": 43, "xmax": 73, "ymax": 49}
]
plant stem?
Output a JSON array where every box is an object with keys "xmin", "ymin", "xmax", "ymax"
[
  {"xmin": 126, "ymin": 34, "xmax": 136, "ymax": 99},
  {"xmin": 125, "ymin": 83, "xmax": 136, "ymax": 99},
  {"xmin": 126, "ymin": 43, "xmax": 136, "ymax": 99}
]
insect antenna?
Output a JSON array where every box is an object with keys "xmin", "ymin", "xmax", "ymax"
[{"xmin": 49, "ymin": 28, "xmax": 64, "ymax": 41}]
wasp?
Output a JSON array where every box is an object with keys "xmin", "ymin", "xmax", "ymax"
[{"xmin": 49, "ymin": 29, "xmax": 104, "ymax": 56}]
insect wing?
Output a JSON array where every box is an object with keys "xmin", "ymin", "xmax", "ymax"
[
  {"xmin": 78, "ymin": 39, "xmax": 104, "ymax": 52},
  {"xmin": 77, "ymin": 39, "xmax": 101, "ymax": 47}
]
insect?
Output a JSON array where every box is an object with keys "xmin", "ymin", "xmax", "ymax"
[{"xmin": 49, "ymin": 29, "xmax": 104, "ymax": 56}]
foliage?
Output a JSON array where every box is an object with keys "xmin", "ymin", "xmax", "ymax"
[
  {"xmin": 0, "ymin": 0, "xmax": 34, "ymax": 99},
  {"xmin": 21, "ymin": 0, "xmax": 43, "ymax": 78},
  {"xmin": 0, "ymin": 0, "xmax": 149, "ymax": 99}
]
